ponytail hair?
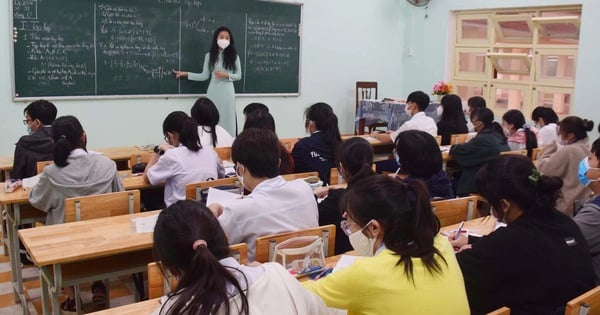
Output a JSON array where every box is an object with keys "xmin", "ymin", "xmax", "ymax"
[
  {"xmin": 476, "ymin": 155, "xmax": 563, "ymax": 217},
  {"xmin": 503, "ymin": 110, "xmax": 537, "ymax": 155},
  {"xmin": 163, "ymin": 111, "xmax": 201, "ymax": 152},
  {"xmin": 523, "ymin": 124, "xmax": 538, "ymax": 158},
  {"xmin": 305, "ymin": 102, "xmax": 342, "ymax": 149},
  {"xmin": 341, "ymin": 175, "xmax": 446, "ymax": 284},
  {"xmin": 559, "ymin": 116, "xmax": 594, "ymax": 142},
  {"xmin": 336, "ymin": 137, "xmax": 374, "ymax": 185},
  {"xmin": 153, "ymin": 200, "xmax": 249, "ymax": 315},
  {"xmin": 51, "ymin": 116, "xmax": 86, "ymax": 167},
  {"xmin": 190, "ymin": 97, "xmax": 219, "ymax": 147}
]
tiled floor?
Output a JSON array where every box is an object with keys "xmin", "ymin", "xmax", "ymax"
[{"xmin": 0, "ymin": 245, "xmax": 139, "ymax": 314}]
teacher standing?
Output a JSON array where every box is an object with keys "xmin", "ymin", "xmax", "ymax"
[{"xmin": 173, "ymin": 26, "xmax": 241, "ymax": 135}]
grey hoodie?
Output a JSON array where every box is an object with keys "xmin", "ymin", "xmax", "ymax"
[
  {"xmin": 574, "ymin": 195, "xmax": 600, "ymax": 284},
  {"xmin": 29, "ymin": 151, "xmax": 124, "ymax": 225}
]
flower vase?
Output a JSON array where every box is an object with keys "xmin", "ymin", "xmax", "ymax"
[{"xmin": 436, "ymin": 94, "xmax": 443, "ymax": 102}]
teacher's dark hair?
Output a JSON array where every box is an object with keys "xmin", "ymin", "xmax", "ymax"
[
  {"xmin": 209, "ymin": 26, "xmax": 237, "ymax": 72},
  {"xmin": 163, "ymin": 111, "xmax": 201, "ymax": 152},
  {"xmin": 191, "ymin": 97, "xmax": 220, "ymax": 147},
  {"xmin": 52, "ymin": 116, "xmax": 86, "ymax": 167},
  {"xmin": 476, "ymin": 155, "xmax": 562, "ymax": 218},
  {"xmin": 341, "ymin": 175, "xmax": 446, "ymax": 283},
  {"xmin": 306, "ymin": 102, "xmax": 342, "ymax": 150},
  {"xmin": 154, "ymin": 200, "xmax": 249, "ymax": 315}
]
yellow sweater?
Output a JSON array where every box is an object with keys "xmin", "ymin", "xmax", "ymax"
[{"xmin": 303, "ymin": 235, "xmax": 469, "ymax": 315}]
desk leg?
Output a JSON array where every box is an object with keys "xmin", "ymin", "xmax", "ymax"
[
  {"xmin": 6, "ymin": 204, "xmax": 29, "ymax": 314},
  {"xmin": 1, "ymin": 209, "xmax": 8, "ymax": 256},
  {"xmin": 39, "ymin": 267, "xmax": 51, "ymax": 315}
]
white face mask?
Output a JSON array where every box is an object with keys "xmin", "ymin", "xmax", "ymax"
[
  {"xmin": 235, "ymin": 164, "xmax": 247, "ymax": 191},
  {"xmin": 217, "ymin": 39, "xmax": 230, "ymax": 50},
  {"xmin": 404, "ymin": 105, "xmax": 413, "ymax": 118},
  {"xmin": 436, "ymin": 105, "xmax": 443, "ymax": 118},
  {"xmin": 26, "ymin": 124, "xmax": 33, "ymax": 135},
  {"xmin": 348, "ymin": 220, "xmax": 376, "ymax": 256}
]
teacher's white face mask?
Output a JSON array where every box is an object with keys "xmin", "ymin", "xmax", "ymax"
[{"xmin": 217, "ymin": 39, "xmax": 230, "ymax": 50}]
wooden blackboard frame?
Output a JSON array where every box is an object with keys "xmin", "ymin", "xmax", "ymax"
[{"xmin": 9, "ymin": 0, "xmax": 304, "ymax": 101}]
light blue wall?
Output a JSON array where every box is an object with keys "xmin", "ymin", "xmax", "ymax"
[
  {"xmin": 400, "ymin": 0, "xmax": 600, "ymax": 138},
  {"xmin": 0, "ymin": 0, "xmax": 405, "ymax": 155}
]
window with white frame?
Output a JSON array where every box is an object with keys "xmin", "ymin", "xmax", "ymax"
[{"xmin": 452, "ymin": 6, "xmax": 581, "ymax": 117}]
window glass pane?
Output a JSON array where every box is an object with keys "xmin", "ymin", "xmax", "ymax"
[
  {"xmin": 540, "ymin": 10, "xmax": 581, "ymax": 18},
  {"xmin": 461, "ymin": 19, "xmax": 488, "ymax": 40},
  {"xmin": 494, "ymin": 18, "xmax": 533, "ymax": 44},
  {"xmin": 538, "ymin": 21, "xmax": 580, "ymax": 45},
  {"xmin": 494, "ymin": 87, "xmax": 524, "ymax": 111},
  {"xmin": 458, "ymin": 52, "xmax": 486, "ymax": 74},
  {"xmin": 496, "ymin": 72, "xmax": 530, "ymax": 81},
  {"xmin": 537, "ymin": 91, "xmax": 571, "ymax": 115},
  {"xmin": 539, "ymin": 54, "xmax": 576, "ymax": 81},
  {"xmin": 456, "ymin": 84, "xmax": 484, "ymax": 111}
]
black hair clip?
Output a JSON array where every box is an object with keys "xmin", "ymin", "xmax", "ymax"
[{"xmin": 528, "ymin": 169, "xmax": 541, "ymax": 185}]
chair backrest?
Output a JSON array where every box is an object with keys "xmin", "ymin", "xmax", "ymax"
[
  {"xmin": 450, "ymin": 133, "xmax": 469, "ymax": 145},
  {"xmin": 254, "ymin": 225, "xmax": 336, "ymax": 263},
  {"xmin": 280, "ymin": 138, "xmax": 299, "ymax": 153},
  {"xmin": 281, "ymin": 171, "xmax": 319, "ymax": 181},
  {"xmin": 487, "ymin": 306, "xmax": 511, "ymax": 315},
  {"xmin": 147, "ymin": 243, "xmax": 249, "ymax": 299},
  {"xmin": 330, "ymin": 168, "xmax": 341, "ymax": 186},
  {"xmin": 431, "ymin": 196, "xmax": 478, "ymax": 227},
  {"xmin": 564, "ymin": 286, "xmax": 600, "ymax": 315},
  {"xmin": 36, "ymin": 160, "xmax": 54, "ymax": 174},
  {"xmin": 186, "ymin": 177, "xmax": 240, "ymax": 201},
  {"xmin": 434, "ymin": 135, "xmax": 442, "ymax": 146},
  {"xmin": 64, "ymin": 190, "xmax": 141, "ymax": 222},
  {"xmin": 500, "ymin": 149, "xmax": 528, "ymax": 156},
  {"xmin": 214, "ymin": 147, "xmax": 232, "ymax": 161},
  {"xmin": 129, "ymin": 153, "xmax": 153, "ymax": 168},
  {"xmin": 531, "ymin": 147, "xmax": 543, "ymax": 161},
  {"xmin": 356, "ymin": 81, "xmax": 378, "ymax": 112}
]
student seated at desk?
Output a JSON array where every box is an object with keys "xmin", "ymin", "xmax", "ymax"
[
  {"xmin": 304, "ymin": 175, "xmax": 469, "ymax": 314},
  {"xmin": 144, "ymin": 111, "xmax": 224, "ymax": 207},
  {"xmin": 242, "ymin": 102, "xmax": 269, "ymax": 120},
  {"xmin": 395, "ymin": 130, "xmax": 453, "ymax": 199},
  {"xmin": 190, "ymin": 97, "xmax": 234, "ymax": 148},
  {"xmin": 501, "ymin": 109, "xmax": 538, "ymax": 156},
  {"xmin": 465, "ymin": 96, "xmax": 486, "ymax": 133},
  {"xmin": 28, "ymin": 115, "xmax": 123, "ymax": 312},
  {"xmin": 208, "ymin": 128, "xmax": 318, "ymax": 261},
  {"xmin": 152, "ymin": 200, "xmax": 328, "ymax": 315},
  {"xmin": 437, "ymin": 94, "xmax": 468, "ymax": 145},
  {"xmin": 450, "ymin": 155, "xmax": 595, "ymax": 314},
  {"xmin": 12, "ymin": 99, "xmax": 57, "ymax": 179},
  {"xmin": 531, "ymin": 106, "xmax": 559, "ymax": 147},
  {"xmin": 291, "ymin": 102, "xmax": 341, "ymax": 185}
]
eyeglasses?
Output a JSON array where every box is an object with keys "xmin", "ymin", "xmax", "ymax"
[
  {"xmin": 340, "ymin": 220, "xmax": 355, "ymax": 236},
  {"xmin": 22, "ymin": 119, "xmax": 32, "ymax": 125}
]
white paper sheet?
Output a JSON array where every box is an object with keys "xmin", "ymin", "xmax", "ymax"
[
  {"xmin": 131, "ymin": 214, "xmax": 159, "ymax": 233},
  {"xmin": 206, "ymin": 187, "xmax": 242, "ymax": 206}
]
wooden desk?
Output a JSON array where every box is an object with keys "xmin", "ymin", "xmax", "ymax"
[
  {"xmin": 440, "ymin": 216, "xmax": 498, "ymax": 237},
  {"xmin": 88, "ymin": 298, "xmax": 161, "ymax": 315},
  {"xmin": 19, "ymin": 210, "xmax": 161, "ymax": 315},
  {"xmin": 0, "ymin": 155, "xmax": 13, "ymax": 181}
]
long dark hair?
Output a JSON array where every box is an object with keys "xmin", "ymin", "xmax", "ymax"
[
  {"xmin": 306, "ymin": 102, "xmax": 342, "ymax": 149},
  {"xmin": 476, "ymin": 155, "xmax": 562, "ymax": 218},
  {"xmin": 395, "ymin": 130, "xmax": 443, "ymax": 179},
  {"xmin": 440, "ymin": 94, "xmax": 467, "ymax": 128},
  {"xmin": 471, "ymin": 108, "xmax": 505, "ymax": 141},
  {"xmin": 559, "ymin": 116, "xmax": 594, "ymax": 142},
  {"xmin": 163, "ymin": 111, "xmax": 201, "ymax": 152},
  {"xmin": 154, "ymin": 200, "xmax": 250, "ymax": 315},
  {"xmin": 51, "ymin": 116, "xmax": 86, "ymax": 167},
  {"xmin": 336, "ymin": 137, "xmax": 374, "ymax": 185},
  {"xmin": 191, "ymin": 97, "xmax": 220, "ymax": 147},
  {"xmin": 341, "ymin": 175, "xmax": 446, "ymax": 283},
  {"xmin": 502, "ymin": 109, "xmax": 537, "ymax": 156},
  {"xmin": 243, "ymin": 110, "xmax": 276, "ymax": 132},
  {"xmin": 209, "ymin": 26, "xmax": 237, "ymax": 72}
]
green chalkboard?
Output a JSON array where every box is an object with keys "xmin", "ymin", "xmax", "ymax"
[{"xmin": 12, "ymin": 0, "xmax": 302, "ymax": 98}]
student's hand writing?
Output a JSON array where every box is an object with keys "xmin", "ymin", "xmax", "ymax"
[
  {"xmin": 448, "ymin": 232, "xmax": 468, "ymax": 248},
  {"xmin": 313, "ymin": 186, "xmax": 330, "ymax": 199},
  {"xmin": 455, "ymin": 244, "xmax": 472, "ymax": 253},
  {"xmin": 172, "ymin": 70, "xmax": 188, "ymax": 79},
  {"xmin": 207, "ymin": 203, "xmax": 224, "ymax": 217},
  {"xmin": 214, "ymin": 71, "xmax": 229, "ymax": 79}
]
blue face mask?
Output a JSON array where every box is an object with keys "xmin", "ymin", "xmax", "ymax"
[{"xmin": 578, "ymin": 157, "xmax": 600, "ymax": 186}]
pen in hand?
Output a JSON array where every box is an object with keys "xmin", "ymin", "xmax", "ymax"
[{"xmin": 454, "ymin": 221, "xmax": 465, "ymax": 241}]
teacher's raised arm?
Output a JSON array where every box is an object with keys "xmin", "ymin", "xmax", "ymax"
[{"xmin": 172, "ymin": 26, "xmax": 241, "ymax": 135}]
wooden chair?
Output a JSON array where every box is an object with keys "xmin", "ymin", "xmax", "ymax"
[
  {"xmin": 500, "ymin": 149, "xmax": 528, "ymax": 156},
  {"xmin": 531, "ymin": 147, "xmax": 543, "ymax": 161},
  {"xmin": 431, "ymin": 196, "xmax": 478, "ymax": 227},
  {"xmin": 280, "ymin": 138, "xmax": 299, "ymax": 152},
  {"xmin": 36, "ymin": 160, "xmax": 53, "ymax": 174},
  {"xmin": 147, "ymin": 243, "xmax": 249, "ymax": 299},
  {"xmin": 434, "ymin": 135, "xmax": 442, "ymax": 146},
  {"xmin": 487, "ymin": 307, "xmax": 511, "ymax": 315},
  {"xmin": 214, "ymin": 147, "xmax": 232, "ymax": 161},
  {"xmin": 564, "ymin": 286, "xmax": 600, "ymax": 315},
  {"xmin": 330, "ymin": 168, "xmax": 341, "ymax": 186},
  {"xmin": 450, "ymin": 133, "xmax": 469, "ymax": 145},
  {"xmin": 63, "ymin": 190, "xmax": 142, "ymax": 313},
  {"xmin": 281, "ymin": 171, "xmax": 318, "ymax": 181},
  {"xmin": 129, "ymin": 153, "xmax": 152, "ymax": 168},
  {"xmin": 356, "ymin": 81, "xmax": 386, "ymax": 134},
  {"xmin": 254, "ymin": 225, "xmax": 336, "ymax": 263}
]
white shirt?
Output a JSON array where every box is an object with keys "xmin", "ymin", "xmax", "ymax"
[
  {"xmin": 217, "ymin": 176, "xmax": 319, "ymax": 261},
  {"xmin": 198, "ymin": 125, "xmax": 234, "ymax": 148},
  {"xmin": 147, "ymin": 145, "xmax": 224, "ymax": 207},
  {"xmin": 538, "ymin": 123, "xmax": 558, "ymax": 147},
  {"xmin": 390, "ymin": 111, "xmax": 438, "ymax": 142}
]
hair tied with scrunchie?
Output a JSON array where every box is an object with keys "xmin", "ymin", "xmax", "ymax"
[
  {"xmin": 60, "ymin": 135, "xmax": 66, "ymax": 139},
  {"xmin": 192, "ymin": 239, "xmax": 207, "ymax": 250},
  {"xmin": 528, "ymin": 169, "xmax": 542, "ymax": 185},
  {"xmin": 523, "ymin": 123, "xmax": 532, "ymax": 129}
]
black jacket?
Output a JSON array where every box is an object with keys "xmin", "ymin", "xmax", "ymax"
[
  {"xmin": 457, "ymin": 210, "xmax": 595, "ymax": 315},
  {"xmin": 12, "ymin": 126, "xmax": 54, "ymax": 179},
  {"xmin": 291, "ymin": 132, "xmax": 336, "ymax": 185},
  {"xmin": 317, "ymin": 188, "xmax": 352, "ymax": 255},
  {"xmin": 403, "ymin": 170, "xmax": 454, "ymax": 200},
  {"xmin": 438, "ymin": 119, "xmax": 468, "ymax": 146}
]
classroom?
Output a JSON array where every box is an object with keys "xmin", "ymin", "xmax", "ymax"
[{"xmin": 2, "ymin": 0, "xmax": 600, "ymax": 314}]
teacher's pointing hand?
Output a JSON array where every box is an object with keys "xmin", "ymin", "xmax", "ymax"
[{"xmin": 172, "ymin": 70, "xmax": 188, "ymax": 79}]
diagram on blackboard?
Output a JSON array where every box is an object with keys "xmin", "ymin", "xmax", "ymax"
[{"xmin": 11, "ymin": 0, "xmax": 302, "ymax": 99}]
